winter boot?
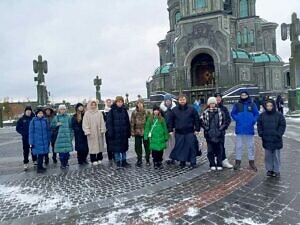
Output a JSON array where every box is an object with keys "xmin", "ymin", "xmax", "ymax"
[
  {"xmin": 116, "ymin": 161, "xmax": 122, "ymax": 170},
  {"xmin": 179, "ymin": 161, "xmax": 186, "ymax": 169},
  {"xmin": 233, "ymin": 160, "xmax": 241, "ymax": 170},
  {"xmin": 135, "ymin": 158, "xmax": 142, "ymax": 167},
  {"xmin": 122, "ymin": 160, "xmax": 131, "ymax": 168},
  {"xmin": 248, "ymin": 160, "xmax": 258, "ymax": 172},
  {"xmin": 37, "ymin": 166, "xmax": 46, "ymax": 173}
]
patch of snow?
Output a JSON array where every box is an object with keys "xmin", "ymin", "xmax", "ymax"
[
  {"xmin": 224, "ymin": 217, "xmax": 267, "ymax": 225},
  {"xmin": 141, "ymin": 206, "xmax": 168, "ymax": 223},
  {"xmin": 184, "ymin": 207, "xmax": 199, "ymax": 217}
]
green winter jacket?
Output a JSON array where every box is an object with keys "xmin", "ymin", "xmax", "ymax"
[
  {"xmin": 144, "ymin": 116, "xmax": 169, "ymax": 151},
  {"xmin": 51, "ymin": 113, "xmax": 73, "ymax": 153}
]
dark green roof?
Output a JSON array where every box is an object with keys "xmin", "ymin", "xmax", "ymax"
[
  {"xmin": 232, "ymin": 49, "xmax": 251, "ymax": 60},
  {"xmin": 250, "ymin": 53, "xmax": 282, "ymax": 63}
]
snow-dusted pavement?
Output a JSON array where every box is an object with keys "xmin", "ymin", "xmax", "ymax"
[{"xmin": 0, "ymin": 125, "xmax": 299, "ymax": 225}]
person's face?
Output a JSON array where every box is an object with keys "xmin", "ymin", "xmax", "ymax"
[
  {"xmin": 116, "ymin": 100, "xmax": 123, "ymax": 107},
  {"xmin": 45, "ymin": 109, "xmax": 51, "ymax": 116},
  {"xmin": 209, "ymin": 103, "xmax": 216, "ymax": 109},
  {"xmin": 165, "ymin": 100, "xmax": 172, "ymax": 107},
  {"xmin": 240, "ymin": 93, "xmax": 248, "ymax": 99},
  {"xmin": 216, "ymin": 96, "xmax": 222, "ymax": 104},
  {"xmin": 78, "ymin": 106, "xmax": 84, "ymax": 112},
  {"xmin": 25, "ymin": 110, "xmax": 32, "ymax": 117},
  {"xmin": 59, "ymin": 108, "xmax": 66, "ymax": 114},
  {"xmin": 106, "ymin": 100, "xmax": 112, "ymax": 108},
  {"xmin": 37, "ymin": 111, "xmax": 44, "ymax": 118},
  {"xmin": 137, "ymin": 102, "xmax": 144, "ymax": 110},
  {"xmin": 153, "ymin": 109, "xmax": 160, "ymax": 116},
  {"xmin": 91, "ymin": 102, "xmax": 97, "ymax": 110},
  {"xmin": 179, "ymin": 97, "xmax": 187, "ymax": 106},
  {"xmin": 266, "ymin": 102, "xmax": 274, "ymax": 111}
]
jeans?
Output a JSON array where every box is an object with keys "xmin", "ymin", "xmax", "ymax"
[
  {"xmin": 265, "ymin": 149, "xmax": 281, "ymax": 173},
  {"xmin": 235, "ymin": 135, "xmax": 255, "ymax": 160},
  {"xmin": 114, "ymin": 152, "xmax": 126, "ymax": 162},
  {"xmin": 135, "ymin": 136, "xmax": 150, "ymax": 161},
  {"xmin": 59, "ymin": 152, "xmax": 70, "ymax": 166}
]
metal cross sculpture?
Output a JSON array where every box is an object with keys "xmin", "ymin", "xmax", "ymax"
[
  {"xmin": 281, "ymin": 13, "xmax": 300, "ymax": 111},
  {"xmin": 94, "ymin": 76, "xmax": 102, "ymax": 108},
  {"xmin": 33, "ymin": 55, "xmax": 48, "ymax": 105}
]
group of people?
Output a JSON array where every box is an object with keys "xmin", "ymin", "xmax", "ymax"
[{"xmin": 16, "ymin": 90, "xmax": 286, "ymax": 177}]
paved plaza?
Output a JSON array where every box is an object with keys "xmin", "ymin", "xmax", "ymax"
[{"xmin": 0, "ymin": 119, "xmax": 299, "ymax": 225}]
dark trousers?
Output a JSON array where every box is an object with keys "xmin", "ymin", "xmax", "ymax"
[
  {"xmin": 135, "ymin": 136, "xmax": 150, "ymax": 161},
  {"xmin": 220, "ymin": 136, "xmax": 227, "ymax": 161},
  {"xmin": 207, "ymin": 141, "xmax": 223, "ymax": 167},
  {"xmin": 37, "ymin": 154, "xmax": 47, "ymax": 169},
  {"xmin": 22, "ymin": 138, "xmax": 37, "ymax": 164},
  {"xmin": 152, "ymin": 150, "xmax": 163, "ymax": 163},
  {"xmin": 90, "ymin": 153, "xmax": 103, "ymax": 163},
  {"xmin": 59, "ymin": 152, "xmax": 70, "ymax": 166},
  {"xmin": 77, "ymin": 150, "xmax": 88, "ymax": 164},
  {"xmin": 105, "ymin": 133, "xmax": 114, "ymax": 161},
  {"xmin": 45, "ymin": 142, "xmax": 57, "ymax": 163}
]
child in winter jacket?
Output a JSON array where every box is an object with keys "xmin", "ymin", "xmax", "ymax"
[
  {"xmin": 200, "ymin": 97, "xmax": 226, "ymax": 171},
  {"xmin": 144, "ymin": 105, "xmax": 169, "ymax": 169},
  {"xmin": 29, "ymin": 108, "xmax": 50, "ymax": 173}
]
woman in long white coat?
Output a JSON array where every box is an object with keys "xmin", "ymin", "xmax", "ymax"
[{"xmin": 82, "ymin": 99, "xmax": 106, "ymax": 166}]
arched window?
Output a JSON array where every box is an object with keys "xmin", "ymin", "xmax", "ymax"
[
  {"xmin": 249, "ymin": 30, "xmax": 254, "ymax": 46},
  {"xmin": 243, "ymin": 27, "xmax": 248, "ymax": 46},
  {"xmin": 175, "ymin": 11, "xmax": 181, "ymax": 24},
  {"xmin": 240, "ymin": 0, "xmax": 248, "ymax": 17},
  {"xmin": 237, "ymin": 32, "xmax": 242, "ymax": 48},
  {"xmin": 195, "ymin": 0, "xmax": 206, "ymax": 9}
]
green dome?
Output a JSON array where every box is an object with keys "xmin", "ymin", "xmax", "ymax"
[
  {"xmin": 250, "ymin": 52, "xmax": 282, "ymax": 63},
  {"xmin": 153, "ymin": 63, "xmax": 173, "ymax": 76},
  {"xmin": 232, "ymin": 49, "xmax": 251, "ymax": 60}
]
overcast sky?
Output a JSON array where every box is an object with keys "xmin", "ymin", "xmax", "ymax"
[{"xmin": 0, "ymin": 0, "xmax": 299, "ymax": 103}]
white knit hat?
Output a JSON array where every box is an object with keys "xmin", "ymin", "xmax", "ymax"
[
  {"xmin": 207, "ymin": 97, "xmax": 217, "ymax": 105},
  {"xmin": 58, "ymin": 104, "xmax": 67, "ymax": 110}
]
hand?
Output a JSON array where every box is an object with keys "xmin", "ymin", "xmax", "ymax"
[
  {"xmin": 56, "ymin": 122, "xmax": 62, "ymax": 126},
  {"xmin": 169, "ymin": 132, "xmax": 174, "ymax": 135},
  {"xmin": 194, "ymin": 131, "xmax": 199, "ymax": 136}
]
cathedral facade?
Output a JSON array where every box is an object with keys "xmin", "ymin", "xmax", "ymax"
[{"xmin": 146, "ymin": 0, "xmax": 290, "ymax": 101}]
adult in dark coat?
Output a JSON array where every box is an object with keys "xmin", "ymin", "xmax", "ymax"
[
  {"xmin": 106, "ymin": 96, "xmax": 131, "ymax": 168},
  {"xmin": 102, "ymin": 99, "xmax": 114, "ymax": 163},
  {"xmin": 71, "ymin": 103, "xmax": 89, "ymax": 164},
  {"xmin": 168, "ymin": 94, "xmax": 200, "ymax": 168},
  {"xmin": 16, "ymin": 106, "xmax": 36, "ymax": 170},
  {"xmin": 257, "ymin": 99, "xmax": 286, "ymax": 177},
  {"xmin": 276, "ymin": 95, "xmax": 284, "ymax": 114},
  {"xmin": 214, "ymin": 92, "xmax": 233, "ymax": 169}
]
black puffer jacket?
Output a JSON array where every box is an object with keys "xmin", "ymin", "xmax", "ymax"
[
  {"xmin": 106, "ymin": 104, "xmax": 131, "ymax": 153},
  {"xmin": 71, "ymin": 113, "xmax": 88, "ymax": 152},
  {"xmin": 257, "ymin": 100, "xmax": 286, "ymax": 150}
]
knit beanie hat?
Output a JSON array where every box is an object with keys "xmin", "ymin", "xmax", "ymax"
[
  {"xmin": 35, "ymin": 107, "xmax": 44, "ymax": 114},
  {"xmin": 115, "ymin": 96, "xmax": 124, "ymax": 103},
  {"xmin": 75, "ymin": 103, "xmax": 84, "ymax": 110},
  {"xmin": 24, "ymin": 106, "xmax": 33, "ymax": 112},
  {"xmin": 207, "ymin": 97, "xmax": 217, "ymax": 105},
  {"xmin": 164, "ymin": 94, "xmax": 172, "ymax": 101}
]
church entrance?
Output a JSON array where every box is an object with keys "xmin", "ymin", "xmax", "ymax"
[{"xmin": 191, "ymin": 53, "xmax": 215, "ymax": 87}]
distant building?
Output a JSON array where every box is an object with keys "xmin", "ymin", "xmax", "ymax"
[{"xmin": 146, "ymin": 0, "xmax": 290, "ymax": 102}]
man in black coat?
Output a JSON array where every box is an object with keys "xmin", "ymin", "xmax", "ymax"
[
  {"xmin": 168, "ymin": 94, "xmax": 200, "ymax": 168},
  {"xmin": 214, "ymin": 93, "xmax": 233, "ymax": 169},
  {"xmin": 16, "ymin": 106, "xmax": 36, "ymax": 170},
  {"xmin": 257, "ymin": 99, "xmax": 286, "ymax": 177}
]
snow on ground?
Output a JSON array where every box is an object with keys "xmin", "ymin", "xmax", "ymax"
[
  {"xmin": 0, "ymin": 184, "xmax": 73, "ymax": 213},
  {"xmin": 224, "ymin": 217, "xmax": 267, "ymax": 225},
  {"xmin": 184, "ymin": 207, "xmax": 200, "ymax": 217}
]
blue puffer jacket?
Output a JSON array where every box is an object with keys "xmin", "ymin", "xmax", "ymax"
[
  {"xmin": 29, "ymin": 117, "xmax": 50, "ymax": 155},
  {"xmin": 51, "ymin": 113, "xmax": 73, "ymax": 153},
  {"xmin": 231, "ymin": 98, "xmax": 259, "ymax": 135}
]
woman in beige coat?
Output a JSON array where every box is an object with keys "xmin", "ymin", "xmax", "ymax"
[{"xmin": 82, "ymin": 99, "xmax": 106, "ymax": 166}]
